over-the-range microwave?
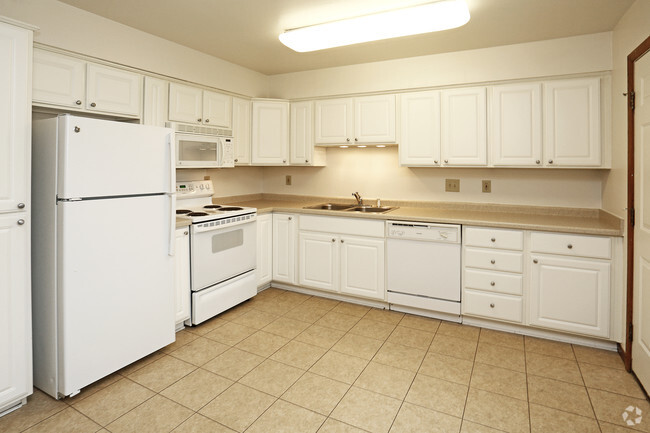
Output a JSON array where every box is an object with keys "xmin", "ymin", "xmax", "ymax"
[{"xmin": 167, "ymin": 122, "xmax": 235, "ymax": 168}]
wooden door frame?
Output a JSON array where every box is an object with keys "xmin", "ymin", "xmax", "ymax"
[{"xmin": 622, "ymin": 35, "xmax": 650, "ymax": 371}]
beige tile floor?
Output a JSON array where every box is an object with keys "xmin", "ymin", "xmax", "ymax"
[{"xmin": 2, "ymin": 288, "xmax": 649, "ymax": 433}]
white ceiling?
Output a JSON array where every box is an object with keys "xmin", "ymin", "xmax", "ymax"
[{"xmin": 58, "ymin": 0, "xmax": 634, "ymax": 76}]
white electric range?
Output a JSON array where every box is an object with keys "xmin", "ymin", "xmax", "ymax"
[{"xmin": 176, "ymin": 180, "xmax": 257, "ymax": 325}]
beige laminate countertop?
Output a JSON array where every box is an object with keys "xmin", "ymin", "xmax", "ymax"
[{"xmin": 219, "ymin": 196, "xmax": 624, "ymax": 237}]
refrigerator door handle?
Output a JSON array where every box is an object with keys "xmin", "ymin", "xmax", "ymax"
[
  {"xmin": 167, "ymin": 192, "xmax": 176, "ymax": 256},
  {"xmin": 168, "ymin": 134, "xmax": 176, "ymax": 192}
]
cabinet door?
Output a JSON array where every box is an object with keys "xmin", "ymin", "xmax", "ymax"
[
  {"xmin": 86, "ymin": 63, "xmax": 142, "ymax": 117},
  {"xmin": 290, "ymin": 101, "xmax": 314, "ymax": 165},
  {"xmin": 0, "ymin": 213, "xmax": 31, "ymax": 410},
  {"xmin": 32, "ymin": 48, "xmax": 85, "ymax": 109},
  {"xmin": 314, "ymin": 98, "xmax": 354, "ymax": 144},
  {"xmin": 251, "ymin": 100, "xmax": 289, "ymax": 165},
  {"xmin": 143, "ymin": 76, "xmax": 169, "ymax": 127},
  {"xmin": 174, "ymin": 228, "xmax": 190, "ymax": 325},
  {"xmin": 203, "ymin": 90, "xmax": 232, "ymax": 128},
  {"xmin": 354, "ymin": 94, "xmax": 396, "ymax": 143},
  {"xmin": 530, "ymin": 255, "xmax": 610, "ymax": 338},
  {"xmin": 169, "ymin": 83, "xmax": 203, "ymax": 124},
  {"xmin": 441, "ymin": 87, "xmax": 487, "ymax": 166},
  {"xmin": 272, "ymin": 214, "xmax": 295, "ymax": 283},
  {"xmin": 340, "ymin": 236, "xmax": 385, "ymax": 300},
  {"xmin": 257, "ymin": 214, "xmax": 272, "ymax": 286},
  {"xmin": 232, "ymin": 97, "xmax": 251, "ymax": 165},
  {"xmin": 544, "ymin": 78, "xmax": 601, "ymax": 167},
  {"xmin": 399, "ymin": 91, "xmax": 441, "ymax": 166},
  {"xmin": 0, "ymin": 24, "xmax": 30, "ymax": 214},
  {"xmin": 490, "ymin": 83, "xmax": 542, "ymax": 166},
  {"xmin": 299, "ymin": 231, "xmax": 338, "ymax": 292}
]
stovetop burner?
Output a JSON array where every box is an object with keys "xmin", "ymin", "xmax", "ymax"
[
  {"xmin": 203, "ymin": 205, "xmax": 222, "ymax": 209},
  {"xmin": 219, "ymin": 207, "xmax": 243, "ymax": 211},
  {"xmin": 176, "ymin": 209, "xmax": 192, "ymax": 215},
  {"xmin": 188, "ymin": 212, "xmax": 209, "ymax": 217}
]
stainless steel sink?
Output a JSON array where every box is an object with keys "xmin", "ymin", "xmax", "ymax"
[
  {"xmin": 344, "ymin": 206, "xmax": 396, "ymax": 213},
  {"xmin": 303, "ymin": 203, "xmax": 354, "ymax": 211}
]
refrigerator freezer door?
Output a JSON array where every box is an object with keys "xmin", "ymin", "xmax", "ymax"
[
  {"xmin": 56, "ymin": 195, "xmax": 174, "ymax": 397},
  {"xmin": 57, "ymin": 115, "xmax": 174, "ymax": 199}
]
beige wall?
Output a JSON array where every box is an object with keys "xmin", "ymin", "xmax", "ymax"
[
  {"xmin": 268, "ymin": 33, "xmax": 612, "ymax": 99},
  {"xmin": 176, "ymin": 167, "xmax": 264, "ymax": 198},
  {"xmin": 0, "ymin": 0, "xmax": 268, "ymax": 97},
  {"xmin": 603, "ymin": 0, "xmax": 650, "ymax": 218},
  {"xmin": 262, "ymin": 148, "xmax": 605, "ymax": 208}
]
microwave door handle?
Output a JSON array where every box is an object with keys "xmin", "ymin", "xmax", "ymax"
[{"xmin": 217, "ymin": 139, "xmax": 224, "ymax": 167}]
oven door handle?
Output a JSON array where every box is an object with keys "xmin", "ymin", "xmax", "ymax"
[{"xmin": 167, "ymin": 192, "xmax": 176, "ymax": 256}]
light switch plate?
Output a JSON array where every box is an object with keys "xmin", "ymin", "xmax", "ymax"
[{"xmin": 445, "ymin": 178, "xmax": 460, "ymax": 192}]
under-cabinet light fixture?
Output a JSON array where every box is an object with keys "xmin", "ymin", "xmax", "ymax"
[{"xmin": 279, "ymin": 0, "xmax": 470, "ymax": 52}]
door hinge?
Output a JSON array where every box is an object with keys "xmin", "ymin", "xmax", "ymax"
[
  {"xmin": 630, "ymin": 91, "xmax": 636, "ymax": 111},
  {"xmin": 631, "ymin": 207, "xmax": 636, "ymax": 227},
  {"xmin": 629, "ymin": 324, "xmax": 634, "ymax": 342}
]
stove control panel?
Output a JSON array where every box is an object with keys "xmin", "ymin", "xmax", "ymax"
[{"xmin": 176, "ymin": 180, "xmax": 213, "ymax": 197}]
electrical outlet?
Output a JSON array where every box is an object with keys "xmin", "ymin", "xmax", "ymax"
[
  {"xmin": 285, "ymin": 175, "xmax": 292, "ymax": 186},
  {"xmin": 445, "ymin": 178, "xmax": 460, "ymax": 192},
  {"xmin": 482, "ymin": 180, "xmax": 491, "ymax": 193}
]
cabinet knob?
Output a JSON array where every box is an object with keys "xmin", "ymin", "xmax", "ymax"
[
  {"xmin": 205, "ymin": 118, "xmax": 210, "ymax": 123},
  {"xmin": 305, "ymin": 159, "xmax": 309, "ymax": 163},
  {"xmin": 75, "ymin": 100, "xmax": 82, "ymax": 105},
  {"xmin": 90, "ymin": 102, "xmax": 96, "ymax": 107},
  {"xmin": 17, "ymin": 219, "xmax": 25, "ymax": 225},
  {"xmin": 340, "ymin": 239, "xmax": 344, "ymax": 243},
  {"xmin": 288, "ymin": 217, "xmax": 292, "ymax": 221},
  {"xmin": 548, "ymin": 159, "xmax": 554, "ymax": 164},
  {"xmin": 567, "ymin": 244, "xmax": 573, "ymax": 249},
  {"xmin": 346, "ymin": 138, "xmax": 350, "ymax": 142},
  {"xmin": 490, "ymin": 259, "xmax": 496, "ymax": 264},
  {"xmin": 74, "ymin": 126, "xmax": 81, "ymax": 133},
  {"xmin": 434, "ymin": 160, "xmax": 439, "ymax": 164},
  {"xmin": 444, "ymin": 159, "xmax": 449, "ymax": 163},
  {"xmin": 490, "ymin": 281, "xmax": 495, "ymax": 286},
  {"xmin": 536, "ymin": 160, "xmax": 541, "ymax": 164},
  {"xmin": 354, "ymin": 138, "xmax": 358, "ymax": 142},
  {"xmin": 17, "ymin": 203, "xmax": 25, "ymax": 209},
  {"xmin": 184, "ymin": 231, "xmax": 188, "ymax": 235},
  {"xmin": 490, "ymin": 303, "xmax": 495, "ymax": 308},
  {"xmin": 533, "ymin": 259, "xmax": 538, "ymax": 264},
  {"xmin": 283, "ymin": 159, "xmax": 287, "ymax": 163},
  {"xmin": 234, "ymin": 158, "xmax": 238, "ymax": 162},
  {"xmin": 197, "ymin": 118, "xmax": 202, "ymax": 123}
]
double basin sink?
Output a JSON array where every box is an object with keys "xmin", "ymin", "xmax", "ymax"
[{"xmin": 303, "ymin": 203, "xmax": 397, "ymax": 214}]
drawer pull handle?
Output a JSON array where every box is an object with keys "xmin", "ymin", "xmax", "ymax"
[
  {"xmin": 490, "ymin": 237, "xmax": 496, "ymax": 242},
  {"xmin": 567, "ymin": 244, "xmax": 573, "ymax": 249},
  {"xmin": 490, "ymin": 259, "xmax": 495, "ymax": 264},
  {"xmin": 489, "ymin": 303, "xmax": 495, "ymax": 308},
  {"xmin": 90, "ymin": 102, "xmax": 96, "ymax": 107},
  {"xmin": 490, "ymin": 281, "xmax": 495, "ymax": 286},
  {"xmin": 533, "ymin": 259, "xmax": 538, "ymax": 264}
]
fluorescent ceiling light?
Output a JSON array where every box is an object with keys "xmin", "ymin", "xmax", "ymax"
[{"xmin": 279, "ymin": 0, "xmax": 470, "ymax": 53}]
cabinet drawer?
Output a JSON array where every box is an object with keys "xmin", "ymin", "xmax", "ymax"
[
  {"xmin": 530, "ymin": 232, "xmax": 611, "ymax": 259},
  {"xmin": 463, "ymin": 290, "xmax": 522, "ymax": 323},
  {"xmin": 465, "ymin": 248, "xmax": 523, "ymax": 273},
  {"xmin": 464, "ymin": 269, "xmax": 522, "ymax": 295},
  {"xmin": 464, "ymin": 227, "xmax": 523, "ymax": 250}
]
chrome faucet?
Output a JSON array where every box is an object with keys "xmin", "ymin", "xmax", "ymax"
[{"xmin": 352, "ymin": 191, "xmax": 363, "ymax": 205}]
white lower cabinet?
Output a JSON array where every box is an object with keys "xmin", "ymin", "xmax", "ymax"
[
  {"xmin": 256, "ymin": 214, "xmax": 272, "ymax": 287},
  {"xmin": 174, "ymin": 228, "xmax": 190, "ymax": 326},
  {"xmin": 298, "ymin": 215, "xmax": 385, "ymax": 300},
  {"xmin": 272, "ymin": 214, "xmax": 296, "ymax": 284}
]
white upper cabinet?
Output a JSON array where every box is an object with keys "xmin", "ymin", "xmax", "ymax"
[
  {"xmin": 203, "ymin": 90, "xmax": 232, "ymax": 128},
  {"xmin": 543, "ymin": 77, "xmax": 601, "ymax": 167},
  {"xmin": 143, "ymin": 76, "xmax": 169, "ymax": 127},
  {"xmin": 232, "ymin": 97, "xmax": 251, "ymax": 165},
  {"xmin": 315, "ymin": 95, "xmax": 396, "ymax": 145},
  {"xmin": 290, "ymin": 101, "xmax": 326, "ymax": 166},
  {"xmin": 168, "ymin": 83, "xmax": 232, "ymax": 128},
  {"xmin": 490, "ymin": 83, "xmax": 542, "ymax": 167},
  {"xmin": 251, "ymin": 100, "xmax": 289, "ymax": 165},
  {"xmin": 441, "ymin": 87, "xmax": 487, "ymax": 166},
  {"xmin": 33, "ymin": 49, "xmax": 142, "ymax": 118},
  {"xmin": 399, "ymin": 90, "xmax": 441, "ymax": 166}
]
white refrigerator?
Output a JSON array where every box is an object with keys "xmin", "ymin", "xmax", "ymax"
[{"xmin": 31, "ymin": 115, "xmax": 176, "ymax": 399}]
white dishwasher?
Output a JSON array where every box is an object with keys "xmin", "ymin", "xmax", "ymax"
[{"xmin": 386, "ymin": 220, "xmax": 462, "ymax": 321}]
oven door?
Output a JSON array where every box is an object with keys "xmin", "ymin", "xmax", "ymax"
[
  {"xmin": 190, "ymin": 219, "xmax": 256, "ymax": 291},
  {"xmin": 176, "ymin": 134, "xmax": 220, "ymax": 167}
]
